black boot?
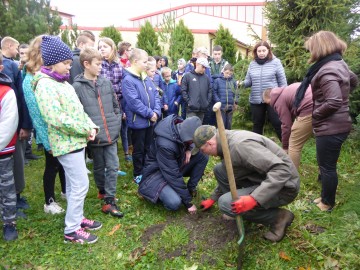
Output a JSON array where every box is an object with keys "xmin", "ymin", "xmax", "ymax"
[
  {"xmin": 263, "ymin": 209, "xmax": 294, "ymax": 242},
  {"xmin": 102, "ymin": 198, "xmax": 124, "ymax": 218}
]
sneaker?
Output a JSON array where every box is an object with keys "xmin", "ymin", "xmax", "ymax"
[
  {"xmin": 102, "ymin": 201, "xmax": 124, "ymax": 218},
  {"xmin": 3, "ymin": 223, "xmax": 18, "ymax": 241},
  {"xmin": 97, "ymin": 192, "xmax": 119, "ymax": 202},
  {"xmin": 97, "ymin": 191, "xmax": 105, "ymax": 200},
  {"xmin": 25, "ymin": 153, "xmax": 42, "ymax": 160},
  {"xmin": 44, "ymin": 199, "xmax": 65, "ymax": 214},
  {"xmin": 16, "ymin": 209, "xmax": 27, "ymax": 219},
  {"xmin": 125, "ymin": 154, "xmax": 132, "ymax": 162},
  {"xmin": 133, "ymin": 175, "xmax": 142, "ymax": 185},
  {"xmin": 37, "ymin": 144, "xmax": 44, "ymax": 152},
  {"xmin": 118, "ymin": 170, "xmax": 127, "ymax": 176},
  {"xmin": 61, "ymin": 192, "xmax": 67, "ymax": 200},
  {"xmin": 80, "ymin": 218, "xmax": 102, "ymax": 231},
  {"xmin": 17, "ymin": 197, "xmax": 29, "ymax": 209},
  {"xmin": 64, "ymin": 228, "xmax": 98, "ymax": 244}
]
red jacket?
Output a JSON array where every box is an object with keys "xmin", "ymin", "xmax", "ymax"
[
  {"xmin": 270, "ymin": 83, "xmax": 313, "ymax": 149},
  {"xmin": 0, "ymin": 84, "xmax": 18, "ymax": 156}
]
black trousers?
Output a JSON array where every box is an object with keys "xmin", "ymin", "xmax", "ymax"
[
  {"xmin": 250, "ymin": 103, "xmax": 282, "ymax": 141},
  {"xmin": 43, "ymin": 150, "xmax": 66, "ymax": 204},
  {"xmin": 131, "ymin": 126, "xmax": 154, "ymax": 177},
  {"xmin": 316, "ymin": 132, "xmax": 349, "ymax": 207}
]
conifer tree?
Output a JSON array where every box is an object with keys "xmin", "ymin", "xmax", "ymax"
[
  {"xmin": 60, "ymin": 24, "xmax": 80, "ymax": 49},
  {"xmin": 168, "ymin": 20, "xmax": 194, "ymax": 69},
  {"xmin": 136, "ymin": 21, "xmax": 161, "ymax": 56},
  {"xmin": 213, "ymin": 24, "xmax": 237, "ymax": 65},
  {"xmin": 99, "ymin": 25, "xmax": 122, "ymax": 46},
  {"xmin": 264, "ymin": 0, "xmax": 360, "ymax": 83},
  {"xmin": 157, "ymin": 12, "xmax": 176, "ymax": 54},
  {"xmin": 0, "ymin": 0, "xmax": 62, "ymax": 44}
]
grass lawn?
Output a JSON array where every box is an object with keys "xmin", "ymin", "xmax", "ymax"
[{"xmin": 1, "ymin": 124, "xmax": 360, "ymax": 269}]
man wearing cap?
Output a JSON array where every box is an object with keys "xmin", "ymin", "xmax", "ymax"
[
  {"xmin": 181, "ymin": 57, "xmax": 212, "ymax": 123},
  {"xmin": 195, "ymin": 125, "xmax": 300, "ymax": 242},
  {"xmin": 138, "ymin": 115, "xmax": 208, "ymax": 213}
]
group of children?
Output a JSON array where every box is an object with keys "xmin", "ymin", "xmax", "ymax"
[{"xmin": 0, "ymin": 32, "xmax": 239, "ymax": 243}]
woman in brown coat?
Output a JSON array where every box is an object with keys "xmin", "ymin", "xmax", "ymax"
[{"xmin": 295, "ymin": 31, "xmax": 358, "ymax": 211}]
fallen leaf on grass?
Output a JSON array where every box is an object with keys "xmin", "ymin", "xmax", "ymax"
[
  {"xmin": 128, "ymin": 247, "xmax": 146, "ymax": 262},
  {"xmin": 301, "ymin": 222, "xmax": 326, "ymax": 234},
  {"xmin": 125, "ymin": 224, "xmax": 138, "ymax": 230},
  {"xmin": 108, "ymin": 224, "xmax": 121, "ymax": 236},
  {"xmin": 184, "ymin": 264, "xmax": 198, "ymax": 270},
  {"xmin": 297, "ymin": 266, "xmax": 311, "ymax": 270},
  {"xmin": 279, "ymin": 251, "xmax": 291, "ymax": 261},
  {"xmin": 324, "ymin": 257, "xmax": 339, "ymax": 270},
  {"xmin": 117, "ymin": 252, "xmax": 123, "ymax": 259}
]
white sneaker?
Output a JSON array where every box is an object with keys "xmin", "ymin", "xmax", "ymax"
[
  {"xmin": 61, "ymin": 192, "xmax": 67, "ymax": 200},
  {"xmin": 44, "ymin": 199, "xmax": 65, "ymax": 214}
]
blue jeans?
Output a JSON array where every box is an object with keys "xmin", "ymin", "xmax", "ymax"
[
  {"xmin": 158, "ymin": 152, "xmax": 209, "ymax": 210},
  {"xmin": 90, "ymin": 142, "xmax": 119, "ymax": 198},
  {"xmin": 182, "ymin": 151, "xmax": 209, "ymax": 192},
  {"xmin": 316, "ymin": 132, "xmax": 349, "ymax": 206},
  {"xmin": 57, "ymin": 149, "xmax": 89, "ymax": 234},
  {"xmin": 159, "ymin": 185, "xmax": 182, "ymax": 210},
  {"xmin": 221, "ymin": 110, "xmax": 234, "ymax": 130}
]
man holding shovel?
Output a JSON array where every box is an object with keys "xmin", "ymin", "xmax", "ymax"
[{"xmin": 194, "ymin": 126, "xmax": 300, "ymax": 242}]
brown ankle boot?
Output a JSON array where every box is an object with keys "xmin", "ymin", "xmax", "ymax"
[{"xmin": 263, "ymin": 209, "xmax": 294, "ymax": 242}]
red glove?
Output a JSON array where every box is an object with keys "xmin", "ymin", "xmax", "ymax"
[
  {"xmin": 231, "ymin": 196, "xmax": 257, "ymax": 214},
  {"xmin": 200, "ymin": 199, "xmax": 215, "ymax": 210}
]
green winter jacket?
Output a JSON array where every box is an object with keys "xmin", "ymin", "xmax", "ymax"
[{"xmin": 33, "ymin": 72, "xmax": 98, "ymax": 157}]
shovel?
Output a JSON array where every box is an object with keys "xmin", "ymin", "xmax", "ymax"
[
  {"xmin": 213, "ymin": 102, "xmax": 245, "ymax": 268},
  {"xmin": 212, "ymin": 102, "xmax": 245, "ymax": 244}
]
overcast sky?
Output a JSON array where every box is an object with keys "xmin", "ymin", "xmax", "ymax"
[{"xmin": 50, "ymin": 0, "xmax": 262, "ymax": 27}]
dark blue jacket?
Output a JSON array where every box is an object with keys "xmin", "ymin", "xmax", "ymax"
[
  {"xmin": 122, "ymin": 69, "xmax": 161, "ymax": 129},
  {"xmin": 139, "ymin": 115, "xmax": 195, "ymax": 208},
  {"xmin": 3, "ymin": 58, "xmax": 32, "ymax": 131},
  {"xmin": 213, "ymin": 75, "xmax": 238, "ymax": 111},
  {"xmin": 161, "ymin": 79, "xmax": 181, "ymax": 115}
]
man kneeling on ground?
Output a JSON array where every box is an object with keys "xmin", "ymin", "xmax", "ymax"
[
  {"xmin": 196, "ymin": 125, "xmax": 299, "ymax": 242},
  {"xmin": 138, "ymin": 115, "xmax": 208, "ymax": 214}
]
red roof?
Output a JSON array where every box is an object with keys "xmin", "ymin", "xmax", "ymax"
[{"xmin": 129, "ymin": 2, "xmax": 265, "ymax": 22}]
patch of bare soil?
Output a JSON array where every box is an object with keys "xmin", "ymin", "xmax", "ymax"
[{"xmin": 140, "ymin": 211, "xmax": 239, "ymax": 262}]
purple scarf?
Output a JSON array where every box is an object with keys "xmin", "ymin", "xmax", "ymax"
[{"xmin": 41, "ymin": 66, "xmax": 70, "ymax": 82}]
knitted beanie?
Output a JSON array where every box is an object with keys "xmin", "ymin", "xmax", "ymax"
[{"xmin": 41, "ymin": 36, "xmax": 73, "ymax": 66}]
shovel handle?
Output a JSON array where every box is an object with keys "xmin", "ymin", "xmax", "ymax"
[
  {"xmin": 213, "ymin": 102, "xmax": 244, "ymax": 245},
  {"xmin": 212, "ymin": 102, "xmax": 238, "ymax": 200}
]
